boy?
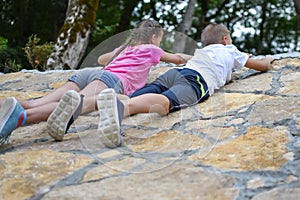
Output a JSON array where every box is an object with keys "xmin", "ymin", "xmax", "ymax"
[{"xmin": 96, "ymin": 23, "xmax": 274, "ymax": 148}]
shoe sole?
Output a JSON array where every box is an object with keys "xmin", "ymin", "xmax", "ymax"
[
  {"xmin": 97, "ymin": 89, "xmax": 121, "ymax": 148},
  {"xmin": 47, "ymin": 90, "xmax": 81, "ymax": 141},
  {"xmin": 0, "ymin": 98, "xmax": 16, "ymax": 134}
]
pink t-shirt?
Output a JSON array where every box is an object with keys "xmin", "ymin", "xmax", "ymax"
[{"xmin": 104, "ymin": 44, "xmax": 163, "ymax": 95}]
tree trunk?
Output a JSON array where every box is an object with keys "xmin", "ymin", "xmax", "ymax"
[
  {"xmin": 172, "ymin": 0, "xmax": 197, "ymax": 53},
  {"xmin": 47, "ymin": 0, "xmax": 100, "ymax": 70},
  {"xmin": 294, "ymin": 0, "xmax": 300, "ymax": 15},
  {"xmin": 293, "ymin": 0, "xmax": 300, "ymax": 51},
  {"xmin": 114, "ymin": 0, "xmax": 140, "ymax": 34},
  {"xmin": 293, "ymin": 0, "xmax": 300, "ymax": 25}
]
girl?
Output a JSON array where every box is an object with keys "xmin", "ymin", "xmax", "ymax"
[{"xmin": 0, "ymin": 19, "xmax": 189, "ymax": 144}]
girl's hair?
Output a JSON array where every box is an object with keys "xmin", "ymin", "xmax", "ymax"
[
  {"xmin": 106, "ymin": 19, "xmax": 163, "ymax": 66},
  {"xmin": 128, "ymin": 19, "xmax": 163, "ymax": 45},
  {"xmin": 201, "ymin": 23, "xmax": 230, "ymax": 47}
]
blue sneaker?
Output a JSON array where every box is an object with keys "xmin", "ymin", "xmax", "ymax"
[
  {"xmin": 0, "ymin": 97, "xmax": 26, "ymax": 145},
  {"xmin": 97, "ymin": 88, "xmax": 124, "ymax": 148}
]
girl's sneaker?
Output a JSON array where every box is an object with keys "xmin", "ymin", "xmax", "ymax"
[
  {"xmin": 0, "ymin": 97, "xmax": 26, "ymax": 145},
  {"xmin": 47, "ymin": 90, "xmax": 83, "ymax": 141},
  {"xmin": 97, "ymin": 88, "xmax": 124, "ymax": 148}
]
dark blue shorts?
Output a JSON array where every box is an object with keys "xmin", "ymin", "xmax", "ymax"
[{"xmin": 130, "ymin": 68, "xmax": 209, "ymax": 113}]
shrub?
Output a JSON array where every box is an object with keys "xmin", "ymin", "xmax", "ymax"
[
  {"xmin": 24, "ymin": 35, "xmax": 54, "ymax": 71},
  {"xmin": 0, "ymin": 36, "xmax": 23, "ymax": 73}
]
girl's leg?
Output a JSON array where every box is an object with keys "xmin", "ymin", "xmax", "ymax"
[
  {"xmin": 79, "ymin": 80, "xmax": 109, "ymax": 114},
  {"xmin": 19, "ymin": 81, "xmax": 80, "ymax": 109},
  {"xmin": 25, "ymin": 102, "xmax": 58, "ymax": 124},
  {"xmin": 96, "ymin": 90, "xmax": 170, "ymax": 148},
  {"xmin": 0, "ymin": 98, "xmax": 57, "ymax": 144}
]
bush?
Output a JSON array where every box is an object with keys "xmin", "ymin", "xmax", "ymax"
[
  {"xmin": 24, "ymin": 35, "xmax": 54, "ymax": 71},
  {"xmin": 0, "ymin": 36, "xmax": 7, "ymax": 51},
  {"xmin": 0, "ymin": 36, "xmax": 23, "ymax": 73}
]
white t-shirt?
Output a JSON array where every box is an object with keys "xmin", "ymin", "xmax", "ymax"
[{"xmin": 185, "ymin": 44, "xmax": 248, "ymax": 95}]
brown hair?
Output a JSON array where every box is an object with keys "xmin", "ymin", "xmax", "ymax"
[
  {"xmin": 201, "ymin": 23, "xmax": 230, "ymax": 47},
  {"xmin": 129, "ymin": 19, "xmax": 163, "ymax": 45},
  {"xmin": 106, "ymin": 19, "xmax": 163, "ymax": 65}
]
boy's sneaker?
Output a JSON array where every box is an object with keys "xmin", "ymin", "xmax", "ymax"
[
  {"xmin": 97, "ymin": 88, "xmax": 124, "ymax": 148},
  {"xmin": 0, "ymin": 97, "xmax": 26, "ymax": 145},
  {"xmin": 47, "ymin": 90, "xmax": 83, "ymax": 141}
]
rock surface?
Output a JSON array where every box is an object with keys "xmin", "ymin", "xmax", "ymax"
[{"xmin": 0, "ymin": 54, "xmax": 300, "ymax": 200}]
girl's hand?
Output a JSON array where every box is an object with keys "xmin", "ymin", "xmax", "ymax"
[{"xmin": 176, "ymin": 53, "xmax": 192, "ymax": 63}]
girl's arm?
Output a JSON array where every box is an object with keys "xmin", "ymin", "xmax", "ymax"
[
  {"xmin": 97, "ymin": 51, "xmax": 115, "ymax": 65},
  {"xmin": 244, "ymin": 56, "xmax": 274, "ymax": 71},
  {"xmin": 160, "ymin": 51, "xmax": 193, "ymax": 65}
]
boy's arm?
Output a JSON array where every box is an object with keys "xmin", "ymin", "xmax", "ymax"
[
  {"xmin": 160, "ymin": 51, "xmax": 192, "ymax": 65},
  {"xmin": 244, "ymin": 56, "xmax": 274, "ymax": 71}
]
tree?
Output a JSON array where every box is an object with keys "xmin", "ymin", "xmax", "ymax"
[
  {"xmin": 46, "ymin": 0, "xmax": 100, "ymax": 70},
  {"xmin": 173, "ymin": 0, "xmax": 197, "ymax": 53},
  {"xmin": 114, "ymin": 0, "xmax": 140, "ymax": 34},
  {"xmin": 293, "ymin": 0, "xmax": 300, "ymax": 49},
  {"xmin": 294, "ymin": 0, "xmax": 300, "ymax": 15}
]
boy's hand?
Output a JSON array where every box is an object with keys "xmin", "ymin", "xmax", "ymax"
[
  {"xmin": 265, "ymin": 56, "xmax": 275, "ymax": 70},
  {"xmin": 245, "ymin": 56, "xmax": 275, "ymax": 71}
]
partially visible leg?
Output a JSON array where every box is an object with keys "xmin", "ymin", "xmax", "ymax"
[
  {"xmin": 79, "ymin": 80, "xmax": 108, "ymax": 114},
  {"xmin": 79, "ymin": 80, "xmax": 108, "ymax": 97},
  {"xmin": 46, "ymin": 80, "xmax": 109, "ymax": 141},
  {"xmin": 97, "ymin": 88, "xmax": 124, "ymax": 148},
  {"xmin": 25, "ymin": 103, "xmax": 58, "ymax": 124},
  {"xmin": 47, "ymin": 90, "xmax": 83, "ymax": 141},
  {"xmin": 47, "ymin": 71, "xmax": 123, "ymax": 141},
  {"xmin": 97, "ymin": 90, "xmax": 170, "ymax": 148},
  {"xmin": 19, "ymin": 81, "xmax": 80, "ymax": 109},
  {"xmin": 124, "ymin": 93, "xmax": 170, "ymax": 117},
  {"xmin": 0, "ymin": 97, "xmax": 26, "ymax": 145}
]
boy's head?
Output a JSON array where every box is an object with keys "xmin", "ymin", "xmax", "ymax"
[{"xmin": 201, "ymin": 23, "xmax": 232, "ymax": 47}]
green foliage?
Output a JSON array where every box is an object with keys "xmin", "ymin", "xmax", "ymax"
[
  {"xmin": 24, "ymin": 35, "xmax": 54, "ymax": 71},
  {"xmin": 192, "ymin": 0, "xmax": 299, "ymax": 54},
  {"xmin": 88, "ymin": 0, "xmax": 121, "ymax": 49},
  {"xmin": 4, "ymin": 59, "xmax": 22, "ymax": 72},
  {"xmin": 0, "ymin": 43, "xmax": 23, "ymax": 73},
  {"xmin": 90, "ymin": 19, "xmax": 118, "ymax": 47},
  {"xmin": 0, "ymin": 36, "xmax": 8, "ymax": 51},
  {"xmin": 0, "ymin": 0, "xmax": 67, "ymax": 47}
]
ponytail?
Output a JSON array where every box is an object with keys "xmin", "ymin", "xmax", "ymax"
[{"xmin": 105, "ymin": 19, "xmax": 162, "ymax": 66}]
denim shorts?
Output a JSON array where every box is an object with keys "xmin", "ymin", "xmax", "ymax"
[{"xmin": 68, "ymin": 68, "xmax": 124, "ymax": 94}]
